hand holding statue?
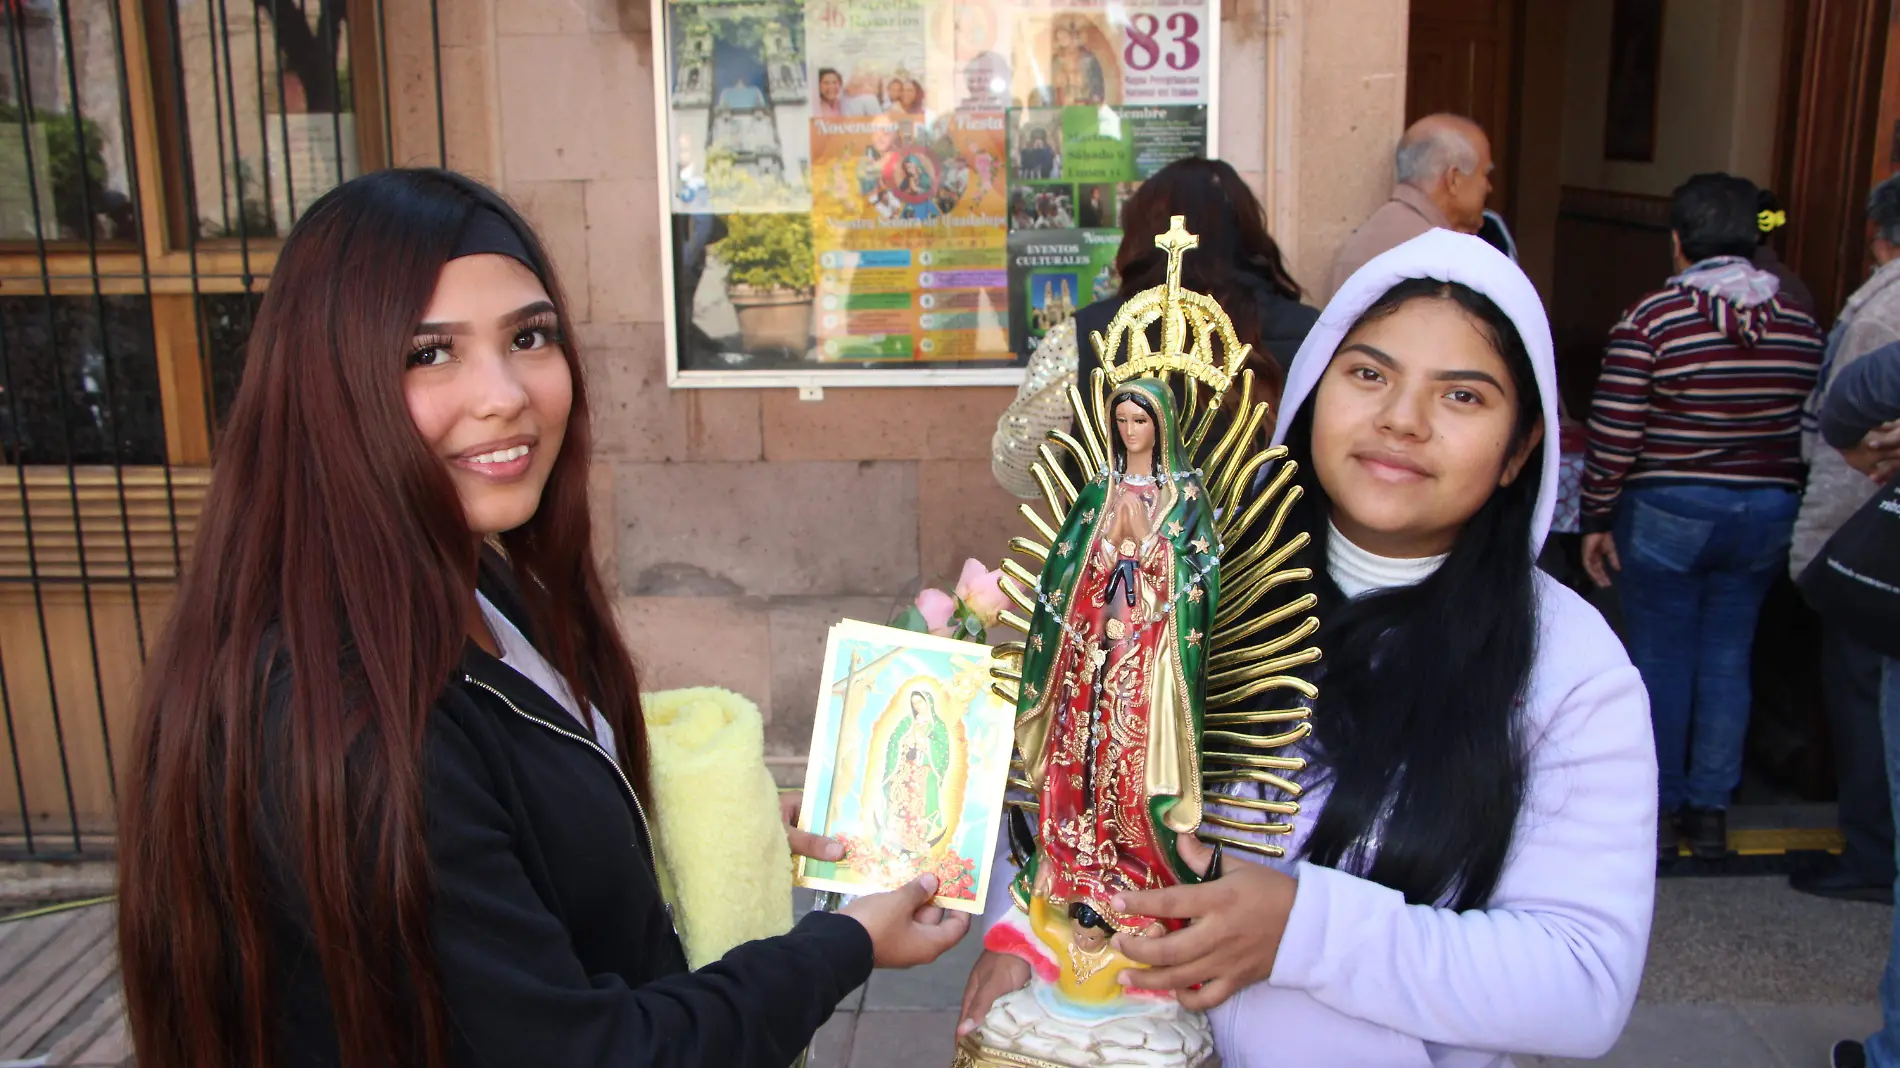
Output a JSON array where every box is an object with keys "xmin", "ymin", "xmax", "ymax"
[
  {"xmin": 1111, "ymin": 834, "xmax": 1298, "ymax": 1012},
  {"xmin": 957, "ymin": 951, "xmax": 1032, "ymax": 1039}
]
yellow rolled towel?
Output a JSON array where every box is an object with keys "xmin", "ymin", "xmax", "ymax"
[{"xmin": 641, "ymin": 687, "xmax": 793, "ymax": 969}]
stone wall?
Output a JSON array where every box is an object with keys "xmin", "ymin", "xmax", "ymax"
[{"xmin": 434, "ymin": 0, "xmax": 1407, "ymax": 778}]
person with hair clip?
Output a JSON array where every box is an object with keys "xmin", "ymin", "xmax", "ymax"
[
  {"xmin": 991, "ymin": 157, "xmax": 1314, "ymax": 498},
  {"xmin": 1581, "ymin": 173, "xmax": 1823, "ymax": 861},
  {"xmin": 960, "ymin": 229, "xmax": 1657, "ymax": 1064},
  {"xmin": 114, "ymin": 169, "xmax": 967, "ymax": 1068},
  {"xmin": 1753, "ymin": 187, "xmax": 1815, "ymax": 315}
]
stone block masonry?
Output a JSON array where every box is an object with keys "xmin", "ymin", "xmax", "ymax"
[{"xmin": 456, "ymin": 0, "xmax": 1409, "ymax": 779}]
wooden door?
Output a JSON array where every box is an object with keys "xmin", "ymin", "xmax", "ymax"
[
  {"xmin": 1407, "ymin": 0, "xmax": 1519, "ymax": 215},
  {"xmin": 1779, "ymin": 0, "xmax": 1893, "ymax": 322}
]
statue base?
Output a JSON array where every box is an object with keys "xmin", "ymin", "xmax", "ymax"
[{"xmin": 949, "ymin": 984, "xmax": 1218, "ymax": 1068}]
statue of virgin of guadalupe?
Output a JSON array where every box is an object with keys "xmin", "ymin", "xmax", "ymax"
[
  {"xmin": 1014, "ymin": 375, "xmax": 1217, "ymax": 935},
  {"xmin": 954, "ymin": 218, "xmax": 1320, "ymax": 1068}
]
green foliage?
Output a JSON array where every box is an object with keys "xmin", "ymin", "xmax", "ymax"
[
  {"xmin": 715, "ymin": 212, "xmax": 813, "ymax": 293},
  {"xmin": 0, "ymin": 103, "xmax": 109, "ymax": 239},
  {"xmin": 889, "ymin": 599, "xmax": 989, "ymax": 644},
  {"xmin": 702, "ymin": 145, "xmax": 805, "ymax": 217}
]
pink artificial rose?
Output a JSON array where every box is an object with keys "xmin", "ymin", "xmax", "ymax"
[
  {"xmin": 954, "ymin": 558, "xmax": 1010, "ymax": 629},
  {"xmin": 915, "ymin": 587, "xmax": 957, "ymax": 636}
]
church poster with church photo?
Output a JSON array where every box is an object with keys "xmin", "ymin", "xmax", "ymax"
[
  {"xmin": 794, "ymin": 620, "xmax": 1015, "ymax": 912},
  {"xmin": 667, "ymin": 0, "xmax": 812, "ymax": 215},
  {"xmin": 651, "ymin": 0, "xmax": 1217, "ymax": 386},
  {"xmin": 1005, "ymin": 227, "xmax": 1121, "ymax": 358},
  {"xmin": 1001, "ymin": 104, "xmax": 1204, "ymax": 355}
]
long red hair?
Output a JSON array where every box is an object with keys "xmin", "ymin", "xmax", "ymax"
[{"xmin": 117, "ymin": 169, "xmax": 645, "ymax": 1068}]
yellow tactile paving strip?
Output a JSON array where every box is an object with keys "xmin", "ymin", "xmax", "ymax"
[{"xmin": 1662, "ymin": 826, "xmax": 1847, "ymax": 858}]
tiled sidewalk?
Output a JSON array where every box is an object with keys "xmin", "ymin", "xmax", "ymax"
[
  {"xmin": 811, "ymin": 876, "xmax": 1892, "ymax": 1068},
  {"xmin": 1, "ymin": 876, "xmax": 1888, "ymax": 1067}
]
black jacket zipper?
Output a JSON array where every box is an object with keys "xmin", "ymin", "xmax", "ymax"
[{"xmin": 463, "ymin": 674, "xmax": 676, "ymax": 932}]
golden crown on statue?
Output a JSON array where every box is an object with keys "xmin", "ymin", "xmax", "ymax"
[{"xmin": 1093, "ymin": 215, "xmax": 1251, "ymax": 398}]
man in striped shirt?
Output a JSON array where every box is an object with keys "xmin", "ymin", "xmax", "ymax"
[{"xmin": 1579, "ymin": 172, "xmax": 1825, "ymax": 861}]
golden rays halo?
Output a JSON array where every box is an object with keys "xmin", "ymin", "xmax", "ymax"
[{"xmin": 986, "ymin": 216, "xmax": 1321, "ymax": 860}]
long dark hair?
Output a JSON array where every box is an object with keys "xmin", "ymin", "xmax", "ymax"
[
  {"xmin": 1115, "ymin": 158, "xmax": 1298, "ymax": 405},
  {"xmin": 117, "ymin": 169, "xmax": 645, "ymax": 1068},
  {"xmin": 1288, "ymin": 278, "xmax": 1543, "ymax": 910}
]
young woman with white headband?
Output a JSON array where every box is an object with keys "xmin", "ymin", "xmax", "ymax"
[{"xmin": 960, "ymin": 228, "xmax": 1658, "ymax": 1065}]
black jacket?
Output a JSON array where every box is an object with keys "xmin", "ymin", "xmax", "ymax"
[{"xmin": 266, "ymin": 567, "xmax": 872, "ymax": 1066}]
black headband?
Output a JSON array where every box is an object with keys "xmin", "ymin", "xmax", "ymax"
[{"xmin": 452, "ymin": 204, "xmax": 538, "ymax": 274}]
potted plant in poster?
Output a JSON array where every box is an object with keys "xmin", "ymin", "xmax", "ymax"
[{"xmin": 714, "ymin": 210, "xmax": 814, "ymax": 354}]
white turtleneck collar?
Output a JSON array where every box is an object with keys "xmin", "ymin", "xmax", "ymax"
[{"xmin": 1326, "ymin": 519, "xmax": 1448, "ymax": 599}]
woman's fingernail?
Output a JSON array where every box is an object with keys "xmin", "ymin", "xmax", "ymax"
[
  {"xmin": 922, "ymin": 873, "xmax": 940, "ymax": 892},
  {"xmin": 1110, "ymin": 895, "xmax": 1126, "ymax": 912}
]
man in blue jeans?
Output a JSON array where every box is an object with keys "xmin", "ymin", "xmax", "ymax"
[{"xmin": 1579, "ymin": 173, "xmax": 1826, "ymax": 860}]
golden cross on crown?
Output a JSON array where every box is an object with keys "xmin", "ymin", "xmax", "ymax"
[
  {"xmin": 1156, "ymin": 216, "xmax": 1199, "ymax": 304},
  {"xmin": 1095, "ymin": 216, "xmax": 1249, "ymax": 394}
]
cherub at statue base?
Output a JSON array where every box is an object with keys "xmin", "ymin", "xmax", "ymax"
[{"xmin": 950, "ymin": 983, "xmax": 1217, "ymax": 1068}]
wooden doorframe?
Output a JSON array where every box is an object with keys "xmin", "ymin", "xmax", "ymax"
[{"xmin": 1405, "ymin": 0, "xmax": 1520, "ymax": 220}]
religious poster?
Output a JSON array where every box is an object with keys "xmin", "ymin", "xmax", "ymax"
[
  {"xmin": 806, "ymin": 0, "xmax": 929, "ymax": 119},
  {"xmin": 795, "ymin": 620, "xmax": 1015, "ymax": 912},
  {"xmin": 668, "ymin": 0, "xmax": 813, "ymax": 214},
  {"xmin": 1006, "ymin": 228, "xmax": 1121, "ymax": 359},
  {"xmin": 1003, "ymin": 105, "xmax": 1204, "ymax": 356},
  {"xmin": 659, "ymin": 0, "xmax": 1215, "ymax": 382},
  {"xmin": 1007, "ymin": 104, "xmax": 1207, "ymax": 233},
  {"xmin": 808, "ymin": 111, "xmax": 1009, "ymax": 361},
  {"xmin": 927, "ymin": 0, "xmax": 1014, "ymax": 114},
  {"xmin": 1011, "ymin": 8, "xmax": 1122, "ymax": 108}
]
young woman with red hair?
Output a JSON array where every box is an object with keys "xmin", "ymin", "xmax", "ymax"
[{"xmin": 116, "ymin": 169, "xmax": 964, "ymax": 1068}]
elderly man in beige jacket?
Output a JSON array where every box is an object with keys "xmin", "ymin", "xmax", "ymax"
[{"xmin": 1324, "ymin": 113, "xmax": 1493, "ymax": 301}]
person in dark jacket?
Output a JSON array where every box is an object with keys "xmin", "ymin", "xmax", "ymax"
[
  {"xmin": 1077, "ymin": 157, "xmax": 1315, "ymax": 384},
  {"xmin": 992, "ymin": 157, "xmax": 1316, "ymax": 497},
  {"xmin": 115, "ymin": 169, "xmax": 966, "ymax": 1068},
  {"xmin": 1820, "ymin": 339, "xmax": 1900, "ymax": 463},
  {"xmin": 1824, "ymin": 341, "xmax": 1900, "ymax": 1068}
]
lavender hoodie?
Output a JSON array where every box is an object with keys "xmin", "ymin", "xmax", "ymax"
[{"xmin": 983, "ymin": 230, "xmax": 1657, "ymax": 1066}]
